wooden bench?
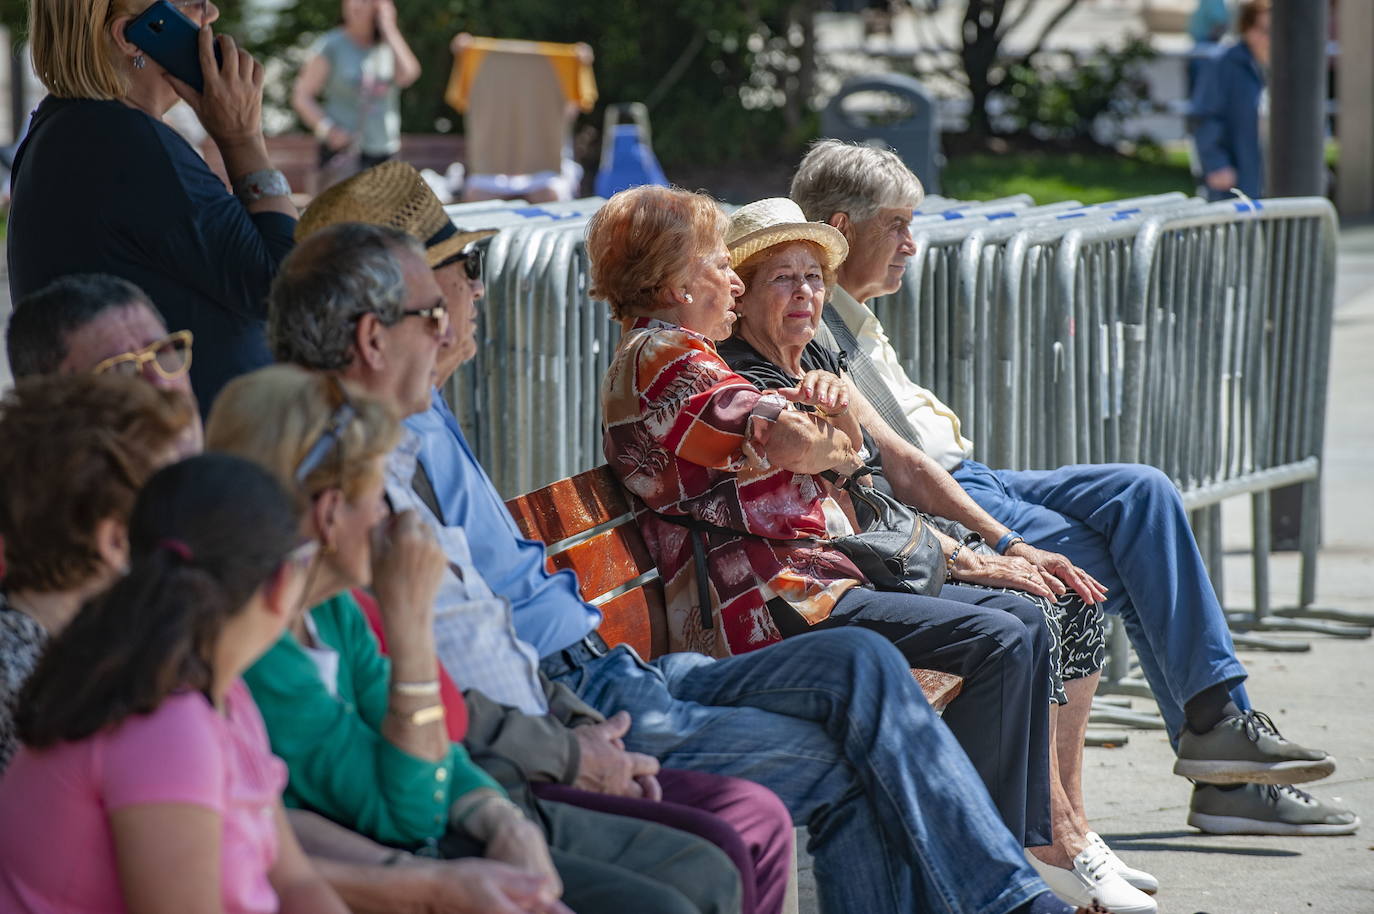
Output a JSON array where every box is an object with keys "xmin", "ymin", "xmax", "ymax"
[{"xmin": 505, "ymin": 465, "xmax": 963, "ymax": 712}]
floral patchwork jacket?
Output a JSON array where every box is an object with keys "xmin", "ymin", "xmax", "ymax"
[{"xmin": 602, "ymin": 317, "xmax": 863, "ymax": 656}]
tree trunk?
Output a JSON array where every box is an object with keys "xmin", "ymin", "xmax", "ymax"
[
  {"xmin": 961, "ymin": 0, "xmax": 1008, "ymax": 136},
  {"xmin": 784, "ymin": 0, "xmax": 819, "ymax": 132}
]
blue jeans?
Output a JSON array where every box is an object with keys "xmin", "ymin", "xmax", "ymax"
[
  {"xmin": 819, "ymin": 584, "xmax": 1053, "ymax": 847},
  {"xmin": 550, "ymin": 627, "xmax": 1047, "ymax": 914},
  {"xmin": 952, "ymin": 460, "xmax": 1251, "ymax": 743}
]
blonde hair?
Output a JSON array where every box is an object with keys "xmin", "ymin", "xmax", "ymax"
[
  {"xmin": 30, "ymin": 0, "xmax": 144, "ymax": 99},
  {"xmin": 205, "ymin": 364, "xmax": 401, "ymax": 509},
  {"xmin": 586, "ymin": 185, "xmax": 727, "ymax": 321}
]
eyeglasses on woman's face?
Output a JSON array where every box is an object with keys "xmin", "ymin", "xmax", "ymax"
[{"xmin": 91, "ymin": 330, "xmax": 194, "ymax": 381}]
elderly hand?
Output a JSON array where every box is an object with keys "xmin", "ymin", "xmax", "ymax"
[
  {"xmin": 462, "ymin": 798, "xmax": 563, "ymax": 901},
  {"xmin": 778, "ymin": 369, "xmax": 849, "ymax": 417},
  {"xmin": 371, "ymin": 510, "xmax": 446, "ymax": 646},
  {"xmin": 1006, "ymin": 541, "xmax": 1108, "ymax": 605},
  {"xmin": 950, "ymin": 551, "xmax": 1059, "ymax": 601},
  {"xmin": 415, "ymin": 858, "xmax": 571, "ymax": 914},
  {"xmin": 571, "ymin": 711, "xmax": 663, "ymax": 799},
  {"xmin": 163, "ymin": 25, "xmax": 265, "ymax": 151}
]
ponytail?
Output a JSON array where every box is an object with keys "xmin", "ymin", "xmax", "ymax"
[
  {"xmin": 18, "ymin": 548, "xmax": 237, "ymax": 747},
  {"xmin": 15, "ymin": 455, "xmax": 300, "ymax": 748}
]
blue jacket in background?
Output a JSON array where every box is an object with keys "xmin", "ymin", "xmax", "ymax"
[{"xmin": 1190, "ymin": 40, "xmax": 1266, "ymax": 201}]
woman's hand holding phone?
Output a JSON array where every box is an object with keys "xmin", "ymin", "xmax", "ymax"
[{"xmin": 163, "ymin": 24, "xmax": 265, "ymax": 152}]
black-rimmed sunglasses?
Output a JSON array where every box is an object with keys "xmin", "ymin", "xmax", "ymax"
[{"xmin": 436, "ymin": 247, "xmax": 482, "ymax": 282}]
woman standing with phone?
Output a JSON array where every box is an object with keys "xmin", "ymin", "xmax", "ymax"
[
  {"xmin": 292, "ymin": 0, "xmax": 421, "ymax": 187},
  {"xmin": 9, "ymin": 0, "xmax": 296, "ymax": 415}
]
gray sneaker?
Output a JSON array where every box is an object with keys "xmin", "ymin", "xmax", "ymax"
[
  {"xmin": 1188, "ymin": 783, "xmax": 1360, "ymax": 836},
  {"xmin": 1173, "ymin": 710, "xmax": 1335, "ymax": 784}
]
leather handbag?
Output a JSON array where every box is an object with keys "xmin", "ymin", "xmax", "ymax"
[{"xmin": 828, "ymin": 478, "xmax": 947, "ymax": 597}]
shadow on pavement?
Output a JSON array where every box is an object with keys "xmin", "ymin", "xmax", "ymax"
[{"xmin": 1099, "ymin": 831, "xmax": 1302, "ymax": 857}]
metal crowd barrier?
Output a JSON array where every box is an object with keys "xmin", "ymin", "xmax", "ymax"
[
  {"xmin": 438, "ymin": 197, "xmax": 618, "ymax": 495},
  {"xmin": 1122, "ymin": 198, "xmax": 1370, "ymax": 639}
]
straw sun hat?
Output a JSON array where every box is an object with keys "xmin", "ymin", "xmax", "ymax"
[
  {"xmin": 724, "ymin": 198, "xmax": 849, "ymax": 273},
  {"xmin": 296, "ymin": 161, "xmax": 497, "ymax": 268}
]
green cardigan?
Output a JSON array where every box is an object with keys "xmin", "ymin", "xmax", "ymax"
[{"xmin": 244, "ymin": 592, "xmax": 503, "ymax": 845}]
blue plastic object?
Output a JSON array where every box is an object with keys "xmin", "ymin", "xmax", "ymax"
[{"xmin": 595, "ymin": 123, "xmax": 668, "ymax": 197}]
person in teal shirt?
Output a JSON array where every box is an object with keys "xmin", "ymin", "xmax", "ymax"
[{"xmin": 211, "ymin": 320, "xmax": 741, "ymax": 912}]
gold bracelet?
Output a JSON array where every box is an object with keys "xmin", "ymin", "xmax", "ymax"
[
  {"xmin": 391, "ymin": 679, "xmax": 441, "ymax": 697},
  {"xmin": 398, "ymin": 704, "xmax": 446, "ymax": 727}
]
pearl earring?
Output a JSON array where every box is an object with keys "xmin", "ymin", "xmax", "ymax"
[
  {"xmin": 133, "ymin": 54, "xmax": 146, "ymax": 69},
  {"xmin": 683, "ymin": 293, "xmax": 694, "ymax": 304}
]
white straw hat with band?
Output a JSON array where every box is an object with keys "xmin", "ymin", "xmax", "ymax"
[{"xmin": 723, "ymin": 197, "xmax": 849, "ymax": 272}]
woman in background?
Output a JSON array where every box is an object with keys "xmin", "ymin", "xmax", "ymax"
[{"xmin": 293, "ymin": 0, "xmax": 421, "ymax": 186}]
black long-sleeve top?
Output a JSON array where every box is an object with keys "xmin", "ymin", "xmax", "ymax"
[{"xmin": 7, "ymin": 96, "xmax": 296, "ymax": 410}]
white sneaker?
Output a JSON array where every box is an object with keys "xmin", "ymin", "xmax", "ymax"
[
  {"xmin": 1086, "ymin": 832, "xmax": 1159, "ymax": 895},
  {"xmin": 1024, "ymin": 845, "xmax": 1158, "ymax": 914}
]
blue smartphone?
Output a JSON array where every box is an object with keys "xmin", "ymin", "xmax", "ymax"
[{"xmin": 123, "ymin": 0, "xmax": 223, "ymax": 94}]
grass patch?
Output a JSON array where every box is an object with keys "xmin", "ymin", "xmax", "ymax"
[{"xmin": 942, "ymin": 150, "xmax": 1196, "ymax": 205}]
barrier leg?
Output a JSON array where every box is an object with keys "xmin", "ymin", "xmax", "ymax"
[
  {"xmin": 1268, "ymin": 479, "xmax": 1374, "ymax": 630},
  {"xmin": 1090, "ymin": 697, "xmax": 1166, "ymax": 730},
  {"xmin": 1299, "ymin": 476, "xmax": 1320, "ymax": 608},
  {"xmin": 1084, "ymin": 731, "xmax": 1132, "ymax": 748},
  {"xmin": 1092, "ymin": 620, "xmax": 1161, "ymax": 729},
  {"xmin": 1214, "ymin": 494, "xmax": 1308, "ymax": 645},
  {"xmin": 1250, "ymin": 490, "xmax": 1273, "ymax": 620},
  {"xmin": 1227, "ymin": 487, "xmax": 1370, "ymax": 638}
]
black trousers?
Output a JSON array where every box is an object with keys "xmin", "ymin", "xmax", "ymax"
[{"xmin": 813, "ymin": 583, "xmax": 1054, "ymax": 847}]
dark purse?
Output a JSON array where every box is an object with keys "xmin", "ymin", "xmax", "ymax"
[
  {"xmin": 826, "ymin": 472, "xmax": 948, "ymax": 597},
  {"xmin": 657, "ymin": 466, "xmax": 948, "ymax": 629}
]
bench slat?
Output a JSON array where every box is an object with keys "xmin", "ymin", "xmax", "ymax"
[
  {"xmin": 594, "ymin": 585, "xmax": 670, "ymax": 659},
  {"xmin": 913, "ymin": 669, "xmax": 963, "ymax": 710},
  {"xmin": 505, "ymin": 468, "xmax": 630, "ymax": 546},
  {"xmin": 545, "ymin": 523, "xmax": 656, "ymax": 603}
]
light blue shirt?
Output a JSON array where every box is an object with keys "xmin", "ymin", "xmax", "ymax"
[
  {"xmin": 385, "ymin": 428, "xmax": 549, "ymax": 715},
  {"xmin": 405, "ymin": 390, "xmax": 602, "ymax": 658}
]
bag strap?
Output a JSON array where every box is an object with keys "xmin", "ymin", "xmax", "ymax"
[
  {"xmin": 652, "ymin": 511, "xmax": 813, "ymax": 631},
  {"xmin": 820, "ymin": 464, "xmax": 876, "ymax": 492}
]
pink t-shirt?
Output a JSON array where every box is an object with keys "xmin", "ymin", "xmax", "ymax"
[{"xmin": 0, "ymin": 678, "xmax": 287, "ymax": 913}]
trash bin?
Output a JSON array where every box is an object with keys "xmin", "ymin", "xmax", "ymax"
[{"xmin": 821, "ymin": 74, "xmax": 942, "ymax": 193}]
